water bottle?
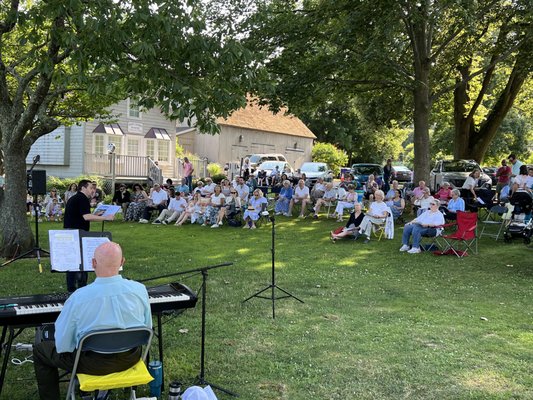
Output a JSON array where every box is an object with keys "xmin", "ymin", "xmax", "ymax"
[
  {"xmin": 148, "ymin": 360, "xmax": 163, "ymax": 397},
  {"xmin": 168, "ymin": 381, "xmax": 181, "ymax": 400}
]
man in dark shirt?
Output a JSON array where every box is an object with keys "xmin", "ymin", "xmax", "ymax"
[{"xmin": 64, "ymin": 179, "xmax": 114, "ymax": 292}]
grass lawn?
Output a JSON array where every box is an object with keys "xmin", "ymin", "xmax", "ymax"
[{"xmin": 1, "ymin": 215, "xmax": 532, "ymax": 399}]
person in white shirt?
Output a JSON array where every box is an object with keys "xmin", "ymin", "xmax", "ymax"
[
  {"xmin": 333, "ymin": 184, "xmax": 358, "ymax": 222},
  {"xmin": 204, "ymin": 185, "xmax": 226, "ymax": 228},
  {"xmin": 139, "ymin": 184, "xmax": 168, "ymax": 223},
  {"xmin": 400, "ymin": 200, "xmax": 445, "ymax": 253},
  {"xmin": 416, "ymin": 187, "xmax": 435, "ymax": 216},
  {"xmin": 152, "ymin": 192, "xmax": 187, "ymax": 224},
  {"xmin": 358, "ymin": 190, "xmax": 389, "ymax": 243},
  {"xmin": 287, "ymin": 179, "xmax": 310, "ymax": 218},
  {"xmin": 462, "ymin": 169, "xmax": 481, "ymax": 199},
  {"xmin": 202, "ymin": 177, "xmax": 216, "ymax": 197},
  {"xmin": 513, "ymin": 165, "xmax": 532, "ymax": 192},
  {"xmin": 313, "ymin": 182, "xmax": 336, "ymax": 218},
  {"xmin": 310, "ymin": 178, "xmax": 326, "ymax": 201},
  {"xmin": 234, "ymin": 176, "xmax": 250, "ymax": 205}
]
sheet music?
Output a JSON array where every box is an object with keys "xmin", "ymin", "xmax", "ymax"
[
  {"xmin": 93, "ymin": 204, "xmax": 121, "ymax": 216},
  {"xmin": 49, "ymin": 230, "xmax": 82, "ymax": 271},
  {"xmin": 81, "ymin": 236, "xmax": 111, "ymax": 271}
]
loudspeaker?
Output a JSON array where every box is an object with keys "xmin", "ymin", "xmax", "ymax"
[{"xmin": 28, "ymin": 170, "xmax": 47, "ymax": 195}]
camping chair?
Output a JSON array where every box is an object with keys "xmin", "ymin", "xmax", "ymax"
[
  {"xmin": 437, "ymin": 211, "xmax": 478, "ymax": 258},
  {"xmin": 65, "ymin": 327, "xmax": 154, "ymax": 400},
  {"xmin": 370, "ymin": 208, "xmax": 394, "ymax": 241},
  {"xmin": 479, "ymin": 203, "xmax": 513, "ymax": 240}
]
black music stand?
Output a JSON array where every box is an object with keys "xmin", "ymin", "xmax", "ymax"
[
  {"xmin": 243, "ymin": 214, "xmax": 303, "ymax": 319},
  {"xmin": 140, "ymin": 263, "xmax": 237, "ymax": 397},
  {"xmin": 1, "ymin": 157, "xmax": 49, "ymax": 270}
]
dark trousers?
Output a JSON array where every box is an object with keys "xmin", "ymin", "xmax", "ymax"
[
  {"xmin": 186, "ymin": 175, "xmax": 192, "ymax": 191},
  {"xmin": 33, "ymin": 341, "xmax": 141, "ymax": 400},
  {"xmin": 142, "ymin": 204, "xmax": 166, "ymax": 220},
  {"xmin": 66, "ymin": 271, "xmax": 88, "ymax": 293}
]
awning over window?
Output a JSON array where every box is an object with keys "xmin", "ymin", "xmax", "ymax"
[
  {"xmin": 145, "ymin": 128, "xmax": 171, "ymax": 140},
  {"xmin": 92, "ymin": 123, "xmax": 124, "ymax": 135}
]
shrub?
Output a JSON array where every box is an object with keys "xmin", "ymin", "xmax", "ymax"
[
  {"xmin": 210, "ymin": 173, "xmax": 227, "ymax": 184},
  {"xmin": 311, "ymin": 142, "xmax": 348, "ymax": 175},
  {"xmin": 207, "ymin": 162, "xmax": 223, "ymax": 177},
  {"xmin": 46, "ymin": 175, "xmax": 104, "ymax": 194}
]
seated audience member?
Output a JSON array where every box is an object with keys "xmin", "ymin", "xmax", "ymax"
[
  {"xmin": 287, "ymin": 179, "xmax": 310, "ymax": 218},
  {"xmin": 112, "ymin": 184, "xmax": 131, "ymax": 215},
  {"xmin": 257, "ymin": 169, "xmax": 268, "ymax": 186},
  {"xmin": 440, "ymin": 189, "xmax": 465, "ymax": 220},
  {"xmin": 165, "ymin": 178, "xmax": 174, "ymax": 190},
  {"xmin": 269, "ymin": 166, "xmax": 281, "ymax": 186},
  {"xmin": 358, "ymin": 190, "xmax": 389, "ymax": 243},
  {"xmin": 220, "ymin": 179, "xmax": 232, "ymax": 196},
  {"xmin": 363, "ymin": 174, "xmax": 379, "ymax": 201},
  {"xmin": 153, "ymin": 191, "xmax": 187, "ymax": 224},
  {"xmin": 313, "ymin": 182, "xmax": 336, "ymax": 218},
  {"xmin": 125, "ymin": 184, "xmax": 149, "ymax": 221},
  {"xmin": 246, "ymin": 175, "xmax": 258, "ymax": 192},
  {"xmin": 514, "ymin": 165, "xmax": 533, "ymax": 193},
  {"xmin": 275, "ymin": 180, "xmax": 293, "ymax": 216},
  {"xmin": 243, "ymin": 189, "xmax": 268, "ymax": 229},
  {"xmin": 139, "ymin": 183, "xmax": 168, "ymax": 223},
  {"xmin": 175, "ymin": 193, "xmax": 201, "ymax": 226},
  {"xmin": 434, "ymin": 182, "xmax": 453, "ymax": 205},
  {"xmin": 400, "ymin": 199, "xmax": 444, "ymax": 254},
  {"xmin": 310, "ymin": 178, "xmax": 326, "ymax": 201},
  {"xmin": 90, "ymin": 183, "xmax": 103, "ymax": 208},
  {"xmin": 410, "ymin": 180, "xmax": 427, "ymax": 206},
  {"xmin": 202, "ymin": 177, "xmax": 216, "ymax": 197},
  {"xmin": 272, "ymin": 173, "xmax": 288, "ymax": 194},
  {"xmin": 47, "ymin": 198, "xmax": 63, "ymax": 222},
  {"xmin": 225, "ymin": 188, "xmax": 242, "ymax": 220},
  {"xmin": 43, "ymin": 188, "xmax": 63, "ymax": 218},
  {"xmin": 385, "ymin": 180, "xmax": 400, "ymax": 200},
  {"xmin": 330, "ymin": 203, "xmax": 365, "ymax": 242},
  {"xmin": 234, "ymin": 176, "xmax": 250, "ymax": 205},
  {"xmin": 204, "ymin": 185, "xmax": 226, "ymax": 228},
  {"xmin": 33, "ymin": 242, "xmax": 151, "ymax": 400},
  {"xmin": 333, "ymin": 184, "xmax": 358, "ymax": 222},
  {"xmin": 386, "ymin": 189, "xmax": 405, "ymax": 220},
  {"xmin": 415, "ymin": 187, "xmax": 434, "ymax": 216},
  {"xmin": 175, "ymin": 178, "xmax": 190, "ymax": 195},
  {"xmin": 64, "ymin": 183, "xmax": 78, "ymax": 204},
  {"xmin": 499, "ymin": 183, "xmax": 512, "ymax": 203},
  {"xmin": 193, "ymin": 180, "xmax": 205, "ymax": 195}
]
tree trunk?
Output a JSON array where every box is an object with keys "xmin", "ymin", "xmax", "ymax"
[{"xmin": 0, "ymin": 149, "xmax": 35, "ymax": 258}]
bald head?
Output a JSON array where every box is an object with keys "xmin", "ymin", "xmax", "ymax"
[{"xmin": 92, "ymin": 242, "xmax": 124, "ymax": 277}]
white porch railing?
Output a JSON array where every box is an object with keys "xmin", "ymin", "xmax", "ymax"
[{"xmin": 84, "ymin": 153, "xmax": 161, "ymax": 181}]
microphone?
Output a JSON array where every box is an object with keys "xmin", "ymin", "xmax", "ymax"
[{"xmin": 33, "ymin": 155, "xmax": 40, "ymax": 163}]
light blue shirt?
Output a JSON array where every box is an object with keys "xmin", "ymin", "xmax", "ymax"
[
  {"xmin": 447, "ymin": 197, "xmax": 465, "ymax": 213},
  {"xmin": 511, "ymin": 160, "xmax": 523, "ymax": 176},
  {"xmin": 55, "ymin": 275, "xmax": 152, "ymax": 353},
  {"xmin": 175, "ymin": 184, "xmax": 190, "ymax": 194}
]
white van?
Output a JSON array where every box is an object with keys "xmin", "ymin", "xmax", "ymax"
[{"xmin": 245, "ymin": 154, "xmax": 287, "ymax": 170}]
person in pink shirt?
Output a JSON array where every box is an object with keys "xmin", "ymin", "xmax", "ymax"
[
  {"xmin": 495, "ymin": 159, "xmax": 512, "ymax": 200},
  {"xmin": 434, "ymin": 182, "xmax": 452, "ymax": 205},
  {"xmin": 182, "ymin": 157, "xmax": 194, "ymax": 191}
]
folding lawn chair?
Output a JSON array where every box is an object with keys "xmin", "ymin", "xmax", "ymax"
[
  {"xmin": 437, "ymin": 211, "xmax": 478, "ymax": 258},
  {"xmin": 479, "ymin": 203, "xmax": 513, "ymax": 240}
]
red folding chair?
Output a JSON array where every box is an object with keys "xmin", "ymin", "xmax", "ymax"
[{"xmin": 437, "ymin": 211, "xmax": 478, "ymax": 257}]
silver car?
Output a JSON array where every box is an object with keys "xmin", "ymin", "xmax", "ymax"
[
  {"xmin": 429, "ymin": 159, "xmax": 491, "ymax": 192},
  {"xmin": 299, "ymin": 162, "xmax": 333, "ymax": 183}
]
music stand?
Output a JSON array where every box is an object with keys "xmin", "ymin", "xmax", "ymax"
[
  {"xmin": 140, "ymin": 263, "xmax": 237, "ymax": 397},
  {"xmin": 243, "ymin": 214, "xmax": 303, "ymax": 318},
  {"xmin": 1, "ymin": 157, "xmax": 49, "ymax": 270}
]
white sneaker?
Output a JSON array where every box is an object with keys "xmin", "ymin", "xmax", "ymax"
[
  {"xmin": 211, "ymin": 224, "xmax": 219, "ymax": 228},
  {"xmin": 275, "ymin": 212, "xmax": 282, "ymax": 215},
  {"xmin": 407, "ymin": 247, "xmax": 421, "ymax": 254},
  {"xmin": 283, "ymin": 213, "xmax": 291, "ymax": 217},
  {"xmin": 399, "ymin": 244, "xmax": 411, "ymax": 252},
  {"xmin": 218, "ymin": 221, "xmax": 223, "ymax": 226},
  {"xmin": 139, "ymin": 219, "xmax": 149, "ymax": 224}
]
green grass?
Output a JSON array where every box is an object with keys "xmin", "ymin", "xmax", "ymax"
[{"xmin": 1, "ymin": 217, "xmax": 532, "ymax": 399}]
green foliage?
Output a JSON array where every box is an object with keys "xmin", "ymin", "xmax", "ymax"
[
  {"xmin": 210, "ymin": 173, "xmax": 227, "ymax": 184},
  {"xmin": 175, "ymin": 139, "xmax": 185, "ymax": 158},
  {"xmin": 311, "ymin": 142, "xmax": 348, "ymax": 175},
  {"xmin": 46, "ymin": 175, "xmax": 104, "ymax": 194},
  {"xmin": 207, "ymin": 162, "xmax": 223, "ymax": 177}
]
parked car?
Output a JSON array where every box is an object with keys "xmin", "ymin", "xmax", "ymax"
[
  {"xmin": 245, "ymin": 154, "xmax": 287, "ymax": 171},
  {"xmin": 299, "ymin": 162, "xmax": 333, "ymax": 183},
  {"xmin": 351, "ymin": 163, "xmax": 384, "ymax": 186},
  {"xmin": 391, "ymin": 165, "xmax": 413, "ymax": 183},
  {"xmin": 482, "ymin": 167, "xmax": 498, "ymax": 186},
  {"xmin": 253, "ymin": 161, "xmax": 295, "ymax": 179},
  {"xmin": 429, "ymin": 159, "xmax": 491, "ymax": 192}
]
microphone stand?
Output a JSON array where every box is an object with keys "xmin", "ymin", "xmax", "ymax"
[
  {"xmin": 243, "ymin": 214, "xmax": 303, "ymax": 318},
  {"xmin": 139, "ymin": 262, "xmax": 238, "ymax": 397},
  {"xmin": 2, "ymin": 156, "xmax": 49, "ymax": 269}
]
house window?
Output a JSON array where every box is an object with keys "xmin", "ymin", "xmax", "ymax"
[
  {"xmin": 146, "ymin": 140, "xmax": 155, "ymax": 159},
  {"xmin": 127, "ymin": 137, "xmax": 139, "ymax": 156},
  {"xmin": 157, "ymin": 140, "xmax": 169, "ymax": 162},
  {"xmin": 128, "ymin": 98, "xmax": 141, "ymax": 119},
  {"xmin": 94, "ymin": 135, "xmax": 104, "ymax": 154}
]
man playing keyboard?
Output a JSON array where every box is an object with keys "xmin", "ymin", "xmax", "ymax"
[{"xmin": 33, "ymin": 242, "xmax": 152, "ymax": 400}]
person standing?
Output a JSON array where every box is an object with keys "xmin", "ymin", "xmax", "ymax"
[
  {"xmin": 508, "ymin": 153, "xmax": 523, "ymax": 177},
  {"xmin": 383, "ymin": 159, "xmax": 393, "ymax": 193},
  {"xmin": 33, "ymin": 242, "xmax": 151, "ymax": 400},
  {"xmin": 182, "ymin": 157, "xmax": 194, "ymax": 191},
  {"xmin": 63, "ymin": 179, "xmax": 114, "ymax": 293},
  {"xmin": 495, "ymin": 159, "xmax": 512, "ymax": 200}
]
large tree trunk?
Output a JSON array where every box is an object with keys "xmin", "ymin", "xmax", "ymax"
[
  {"xmin": 0, "ymin": 149, "xmax": 34, "ymax": 258},
  {"xmin": 412, "ymin": 77, "xmax": 432, "ymax": 183}
]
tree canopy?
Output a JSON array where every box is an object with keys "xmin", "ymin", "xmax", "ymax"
[{"xmin": 0, "ymin": 0, "xmax": 257, "ymax": 256}]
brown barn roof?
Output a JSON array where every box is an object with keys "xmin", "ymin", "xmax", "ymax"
[{"xmin": 217, "ymin": 100, "xmax": 316, "ymax": 139}]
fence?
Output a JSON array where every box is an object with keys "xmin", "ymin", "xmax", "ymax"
[{"xmin": 174, "ymin": 157, "xmax": 208, "ymax": 181}]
